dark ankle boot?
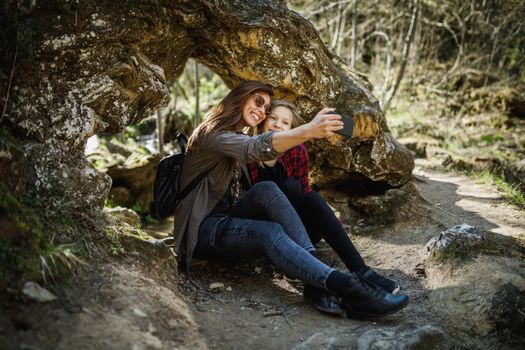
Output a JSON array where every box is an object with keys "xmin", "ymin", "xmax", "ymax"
[
  {"xmin": 304, "ymin": 284, "xmax": 345, "ymax": 316},
  {"xmin": 358, "ymin": 267, "xmax": 400, "ymax": 294},
  {"xmin": 336, "ymin": 273, "xmax": 409, "ymax": 319}
]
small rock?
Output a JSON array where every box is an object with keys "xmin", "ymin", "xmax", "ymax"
[
  {"xmin": 209, "ymin": 282, "xmax": 225, "ymax": 291},
  {"xmin": 23, "ymin": 282, "xmax": 57, "ymax": 303},
  {"xmin": 226, "ymin": 286, "xmax": 232, "ymax": 292},
  {"xmin": 167, "ymin": 319, "xmax": 179, "ymax": 329},
  {"xmin": 132, "ymin": 307, "xmax": 148, "ymax": 317},
  {"xmin": 254, "ymin": 267, "xmax": 262, "ymax": 274},
  {"xmin": 148, "ymin": 323, "xmax": 158, "ymax": 335},
  {"xmin": 425, "ymin": 223, "xmax": 485, "ymax": 254}
]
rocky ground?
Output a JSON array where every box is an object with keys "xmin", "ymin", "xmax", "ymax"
[{"xmin": 1, "ymin": 160, "xmax": 524, "ymax": 349}]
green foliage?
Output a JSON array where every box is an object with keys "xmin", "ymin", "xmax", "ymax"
[
  {"xmin": 444, "ymin": 136, "xmax": 468, "ymax": 153},
  {"xmin": 40, "ymin": 243, "xmax": 85, "ymax": 283},
  {"xmin": 390, "ymin": 88, "xmax": 524, "ymax": 202},
  {"xmin": 0, "ymin": 184, "xmax": 83, "ymax": 289},
  {"xmin": 164, "ymin": 59, "xmax": 229, "ymax": 128},
  {"xmin": 105, "ymin": 227, "xmax": 125, "ymax": 256},
  {"xmin": 0, "ymin": 127, "xmax": 18, "ymax": 151},
  {"xmin": 130, "ymin": 203, "xmax": 159, "ymax": 226},
  {"xmin": 104, "ymin": 196, "xmax": 118, "ymax": 209},
  {"xmin": 123, "ymin": 125, "xmax": 142, "ymax": 139},
  {"xmin": 143, "ymin": 214, "xmax": 157, "ymax": 224},
  {"xmin": 23, "ymin": 190, "xmax": 43, "ymax": 209},
  {"xmin": 131, "ymin": 201, "xmax": 143, "ymax": 215},
  {"xmin": 480, "ymin": 133, "xmax": 504, "ymax": 145},
  {"xmin": 0, "ymin": 184, "xmax": 44, "ymax": 288},
  {"xmin": 471, "ymin": 170, "xmax": 525, "ymax": 209}
]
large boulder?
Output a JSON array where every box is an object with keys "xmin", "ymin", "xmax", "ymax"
[
  {"xmin": 1, "ymin": 0, "xmax": 413, "ymax": 216},
  {"xmin": 424, "ymin": 226, "xmax": 525, "ymax": 346}
]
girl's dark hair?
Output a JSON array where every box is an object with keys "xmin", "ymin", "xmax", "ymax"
[{"xmin": 187, "ymin": 80, "xmax": 273, "ymax": 150}]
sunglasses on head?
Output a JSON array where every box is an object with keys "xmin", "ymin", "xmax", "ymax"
[{"xmin": 254, "ymin": 94, "xmax": 272, "ymax": 116}]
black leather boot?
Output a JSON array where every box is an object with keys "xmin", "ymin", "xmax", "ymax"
[
  {"xmin": 358, "ymin": 267, "xmax": 400, "ymax": 294},
  {"xmin": 304, "ymin": 284, "xmax": 345, "ymax": 316},
  {"xmin": 337, "ymin": 273, "xmax": 409, "ymax": 319}
]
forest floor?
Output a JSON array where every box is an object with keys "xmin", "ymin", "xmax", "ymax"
[{"xmin": 1, "ymin": 159, "xmax": 524, "ymax": 350}]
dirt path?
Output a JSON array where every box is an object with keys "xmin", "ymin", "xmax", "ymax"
[
  {"xmin": 176, "ymin": 161, "xmax": 524, "ymax": 349},
  {"xmin": 2, "ymin": 162, "xmax": 524, "ymax": 349},
  {"xmin": 413, "ymin": 160, "xmax": 524, "ymax": 237}
]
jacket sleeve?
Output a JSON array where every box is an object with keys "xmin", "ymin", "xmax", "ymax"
[{"xmin": 203, "ymin": 131, "xmax": 281, "ymax": 163}]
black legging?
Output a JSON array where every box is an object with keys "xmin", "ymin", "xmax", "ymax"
[{"xmin": 278, "ymin": 178, "xmax": 366, "ymax": 273}]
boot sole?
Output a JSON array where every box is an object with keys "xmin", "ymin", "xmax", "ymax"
[
  {"xmin": 304, "ymin": 294, "xmax": 345, "ymax": 317},
  {"xmin": 344, "ymin": 298, "xmax": 409, "ymax": 320},
  {"xmin": 316, "ymin": 305, "xmax": 346, "ymax": 317}
]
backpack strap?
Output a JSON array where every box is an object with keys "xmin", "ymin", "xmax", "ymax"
[
  {"xmin": 173, "ymin": 132, "xmax": 215, "ymax": 205},
  {"xmin": 176, "ymin": 162, "xmax": 218, "ymax": 205},
  {"xmin": 176, "ymin": 132, "xmax": 188, "ymax": 154}
]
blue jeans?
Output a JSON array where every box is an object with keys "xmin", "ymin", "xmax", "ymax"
[{"xmin": 195, "ymin": 181, "xmax": 334, "ymax": 289}]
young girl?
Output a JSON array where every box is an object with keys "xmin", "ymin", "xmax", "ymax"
[
  {"xmin": 173, "ymin": 81, "xmax": 408, "ymax": 319},
  {"xmin": 248, "ymin": 100, "xmax": 401, "ymax": 312}
]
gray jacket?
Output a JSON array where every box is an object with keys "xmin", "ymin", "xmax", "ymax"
[{"xmin": 173, "ymin": 130, "xmax": 281, "ymax": 268}]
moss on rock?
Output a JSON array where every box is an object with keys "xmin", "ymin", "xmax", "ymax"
[{"xmin": 0, "ymin": 183, "xmax": 45, "ymax": 289}]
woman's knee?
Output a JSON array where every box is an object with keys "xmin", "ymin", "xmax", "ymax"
[
  {"xmin": 252, "ymin": 180, "xmax": 280, "ymax": 193},
  {"xmin": 250, "ymin": 181, "xmax": 283, "ymax": 203}
]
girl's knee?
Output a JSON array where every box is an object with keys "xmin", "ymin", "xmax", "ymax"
[{"xmin": 279, "ymin": 178, "xmax": 302, "ymax": 201}]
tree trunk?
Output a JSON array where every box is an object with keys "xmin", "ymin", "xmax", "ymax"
[
  {"xmin": 194, "ymin": 60, "xmax": 200, "ymax": 128},
  {"xmin": 382, "ymin": 0, "xmax": 419, "ymax": 112},
  {"xmin": 350, "ymin": 0, "xmax": 358, "ymax": 68}
]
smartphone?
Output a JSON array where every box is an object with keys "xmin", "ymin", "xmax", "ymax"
[{"xmin": 335, "ymin": 114, "xmax": 354, "ymax": 138}]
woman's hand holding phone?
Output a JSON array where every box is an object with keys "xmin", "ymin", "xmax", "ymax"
[
  {"xmin": 306, "ymin": 107, "xmax": 344, "ymax": 139},
  {"xmin": 334, "ymin": 114, "xmax": 354, "ymax": 138}
]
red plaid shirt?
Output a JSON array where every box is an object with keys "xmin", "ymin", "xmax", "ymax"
[{"xmin": 247, "ymin": 144, "xmax": 312, "ymax": 195}]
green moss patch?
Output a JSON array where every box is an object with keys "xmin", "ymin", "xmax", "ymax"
[
  {"xmin": 0, "ymin": 184, "xmax": 84, "ymax": 290},
  {"xmin": 0, "ymin": 184, "xmax": 45, "ymax": 289}
]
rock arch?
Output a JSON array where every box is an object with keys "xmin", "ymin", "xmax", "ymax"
[{"xmin": 1, "ymin": 0, "xmax": 413, "ymax": 213}]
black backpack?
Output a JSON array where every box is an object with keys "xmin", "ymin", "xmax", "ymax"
[{"xmin": 151, "ymin": 133, "xmax": 214, "ymax": 219}]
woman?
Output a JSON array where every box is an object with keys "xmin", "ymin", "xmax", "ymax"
[
  {"xmin": 173, "ymin": 80, "xmax": 408, "ymax": 319},
  {"xmin": 248, "ymin": 100, "xmax": 401, "ymax": 313}
]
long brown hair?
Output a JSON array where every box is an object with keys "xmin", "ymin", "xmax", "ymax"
[{"xmin": 187, "ymin": 80, "xmax": 273, "ymax": 151}]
